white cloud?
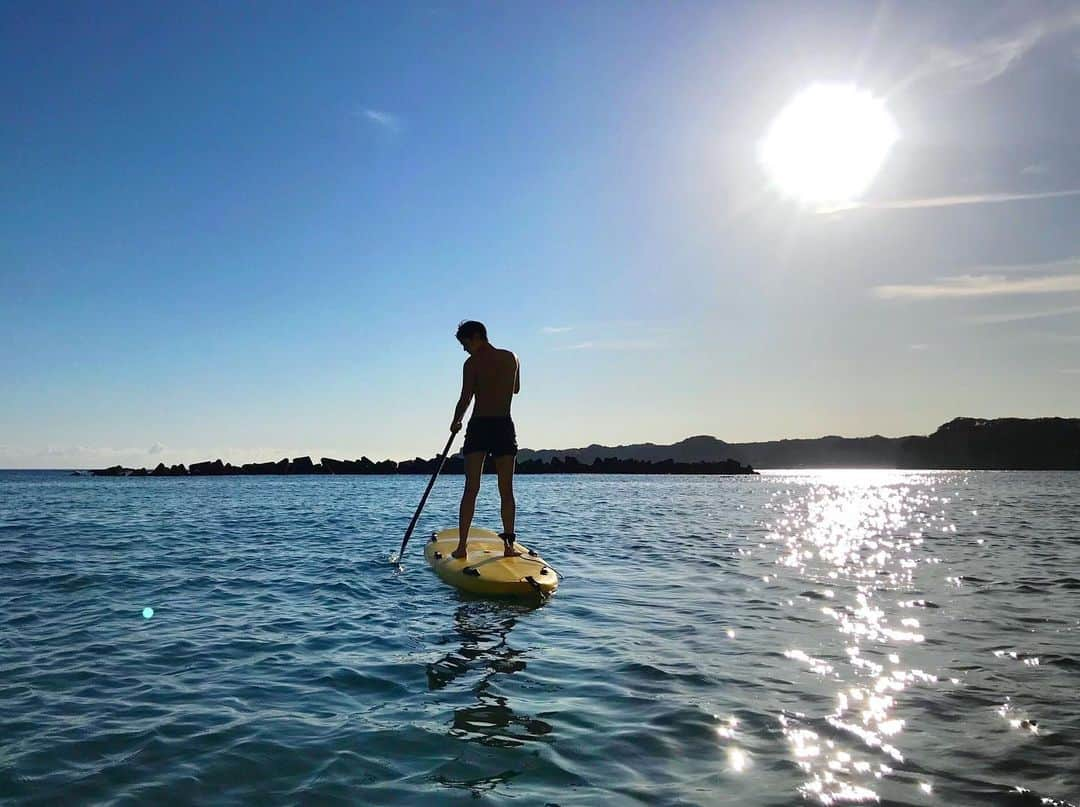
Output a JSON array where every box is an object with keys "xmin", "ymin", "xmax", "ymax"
[
  {"xmin": 969, "ymin": 304, "xmax": 1080, "ymax": 324},
  {"xmin": 148, "ymin": 442, "xmax": 165, "ymax": 454},
  {"xmin": 979, "ymin": 257, "xmax": 1080, "ymax": 274},
  {"xmin": 359, "ymin": 107, "xmax": 401, "ymax": 131},
  {"xmin": 899, "ymin": 9, "xmax": 1080, "ymax": 89},
  {"xmin": 560, "ymin": 339, "xmax": 660, "ymax": 351},
  {"xmin": 820, "ymin": 189, "xmax": 1080, "ymax": 214},
  {"xmin": 1035, "ymin": 331, "xmax": 1080, "ymax": 342},
  {"xmin": 39, "ymin": 446, "xmax": 106, "ymax": 458},
  {"xmin": 1061, "ymin": 368, "xmax": 1080, "ymax": 374},
  {"xmin": 0, "ymin": 445, "xmax": 146, "ymax": 467},
  {"xmin": 0, "ymin": 443, "xmax": 326, "ymax": 469},
  {"xmin": 543, "ymin": 320, "xmax": 677, "ymax": 350},
  {"xmin": 875, "ymin": 259, "xmax": 1080, "ymax": 299}
]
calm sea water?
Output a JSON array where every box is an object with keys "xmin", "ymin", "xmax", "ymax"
[{"xmin": 1, "ymin": 470, "xmax": 1078, "ymax": 806}]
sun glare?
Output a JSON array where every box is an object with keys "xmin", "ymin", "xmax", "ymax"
[{"xmin": 759, "ymin": 83, "xmax": 899, "ymax": 205}]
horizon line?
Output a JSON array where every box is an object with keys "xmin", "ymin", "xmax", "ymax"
[{"xmin": 4, "ymin": 414, "xmax": 1076, "ymax": 470}]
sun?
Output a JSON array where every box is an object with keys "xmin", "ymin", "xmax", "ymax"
[{"xmin": 759, "ymin": 83, "xmax": 899, "ymax": 205}]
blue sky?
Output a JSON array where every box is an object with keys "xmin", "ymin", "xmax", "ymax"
[{"xmin": 3, "ymin": 1, "xmax": 1079, "ymax": 468}]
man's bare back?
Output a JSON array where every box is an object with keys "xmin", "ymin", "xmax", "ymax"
[{"xmin": 466, "ymin": 346, "xmax": 520, "ymax": 416}]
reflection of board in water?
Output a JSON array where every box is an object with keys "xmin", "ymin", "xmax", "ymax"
[{"xmin": 427, "ymin": 600, "xmax": 554, "ymax": 752}]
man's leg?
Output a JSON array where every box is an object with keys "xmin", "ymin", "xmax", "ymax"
[
  {"xmin": 494, "ymin": 454, "xmax": 519, "ymax": 557},
  {"xmin": 454, "ymin": 451, "xmax": 485, "ymax": 559}
]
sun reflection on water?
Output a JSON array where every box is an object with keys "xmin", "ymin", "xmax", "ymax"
[
  {"xmin": 765, "ymin": 470, "xmax": 948, "ymax": 804},
  {"xmin": 727, "ymin": 746, "xmax": 750, "ymax": 772}
]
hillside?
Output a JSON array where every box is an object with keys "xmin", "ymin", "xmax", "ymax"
[{"xmin": 517, "ymin": 417, "xmax": 1080, "ymax": 470}]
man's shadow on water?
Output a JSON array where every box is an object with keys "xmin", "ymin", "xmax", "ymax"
[{"xmin": 427, "ymin": 597, "xmax": 553, "ymax": 746}]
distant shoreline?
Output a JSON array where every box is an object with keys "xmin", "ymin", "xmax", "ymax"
[
  {"xmin": 83, "ymin": 455, "xmax": 758, "ymax": 477},
  {"xmin": 26, "ymin": 415, "xmax": 1080, "ymax": 476},
  {"xmin": 517, "ymin": 416, "xmax": 1080, "ymax": 471}
]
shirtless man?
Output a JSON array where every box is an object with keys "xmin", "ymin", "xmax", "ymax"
[{"xmin": 449, "ymin": 320, "xmax": 520, "ymax": 559}]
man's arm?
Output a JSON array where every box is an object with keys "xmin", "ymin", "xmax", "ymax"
[
  {"xmin": 451, "ymin": 358, "xmax": 475, "ymax": 432},
  {"xmin": 514, "ymin": 354, "xmax": 520, "ymax": 394}
]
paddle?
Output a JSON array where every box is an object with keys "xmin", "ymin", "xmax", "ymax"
[{"xmin": 395, "ymin": 431, "xmax": 457, "ymax": 563}]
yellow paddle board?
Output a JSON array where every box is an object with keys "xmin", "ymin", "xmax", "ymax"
[{"xmin": 424, "ymin": 527, "xmax": 559, "ymax": 598}]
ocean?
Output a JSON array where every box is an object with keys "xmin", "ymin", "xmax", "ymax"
[{"xmin": 1, "ymin": 469, "xmax": 1078, "ymax": 805}]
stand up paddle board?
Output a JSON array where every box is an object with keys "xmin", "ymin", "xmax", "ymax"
[{"xmin": 424, "ymin": 527, "xmax": 558, "ymax": 598}]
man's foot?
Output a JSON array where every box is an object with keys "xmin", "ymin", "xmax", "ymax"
[
  {"xmin": 499, "ymin": 532, "xmax": 522, "ymax": 558},
  {"xmin": 451, "ymin": 544, "xmax": 468, "ymax": 560}
]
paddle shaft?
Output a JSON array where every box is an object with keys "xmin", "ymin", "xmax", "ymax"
[{"xmin": 397, "ymin": 431, "xmax": 456, "ymax": 561}]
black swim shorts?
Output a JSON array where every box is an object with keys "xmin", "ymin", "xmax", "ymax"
[{"xmin": 462, "ymin": 415, "xmax": 518, "ymax": 457}]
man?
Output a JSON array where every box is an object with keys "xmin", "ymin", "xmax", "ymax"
[{"xmin": 449, "ymin": 320, "xmax": 520, "ymax": 560}]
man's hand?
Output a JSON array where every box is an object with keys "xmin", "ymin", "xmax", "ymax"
[{"xmin": 450, "ymin": 420, "xmax": 463, "ymax": 434}]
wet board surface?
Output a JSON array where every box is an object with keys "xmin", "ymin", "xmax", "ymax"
[{"xmin": 424, "ymin": 527, "xmax": 559, "ymax": 598}]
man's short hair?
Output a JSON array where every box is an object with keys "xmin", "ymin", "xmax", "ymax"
[{"xmin": 456, "ymin": 320, "xmax": 487, "ymax": 341}]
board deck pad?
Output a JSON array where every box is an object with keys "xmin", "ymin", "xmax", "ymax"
[{"xmin": 424, "ymin": 527, "xmax": 558, "ymax": 598}]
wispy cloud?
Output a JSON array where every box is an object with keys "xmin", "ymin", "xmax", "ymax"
[
  {"xmin": 545, "ymin": 320, "xmax": 677, "ymax": 352},
  {"xmin": 899, "ymin": 8, "xmax": 1080, "ymax": 90},
  {"xmin": 968, "ymin": 304, "xmax": 1080, "ymax": 324},
  {"xmin": 560, "ymin": 339, "xmax": 660, "ymax": 351},
  {"xmin": 875, "ymin": 272, "xmax": 1080, "ymax": 300},
  {"xmin": 39, "ymin": 445, "xmax": 117, "ymax": 458},
  {"xmin": 4, "ymin": 445, "xmax": 150, "ymax": 465},
  {"xmin": 1060, "ymin": 368, "xmax": 1080, "ymax": 374},
  {"xmin": 1033, "ymin": 331, "xmax": 1080, "ymax": 342},
  {"xmin": 148, "ymin": 442, "xmax": 165, "ymax": 455},
  {"xmin": 0, "ymin": 444, "xmax": 316, "ymax": 469},
  {"xmin": 358, "ymin": 107, "xmax": 401, "ymax": 132},
  {"xmin": 820, "ymin": 189, "xmax": 1080, "ymax": 214},
  {"xmin": 875, "ymin": 257, "xmax": 1080, "ymax": 328}
]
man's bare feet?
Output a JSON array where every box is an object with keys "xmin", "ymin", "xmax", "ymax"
[
  {"xmin": 499, "ymin": 533, "xmax": 522, "ymax": 558},
  {"xmin": 451, "ymin": 544, "xmax": 467, "ymax": 560}
]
